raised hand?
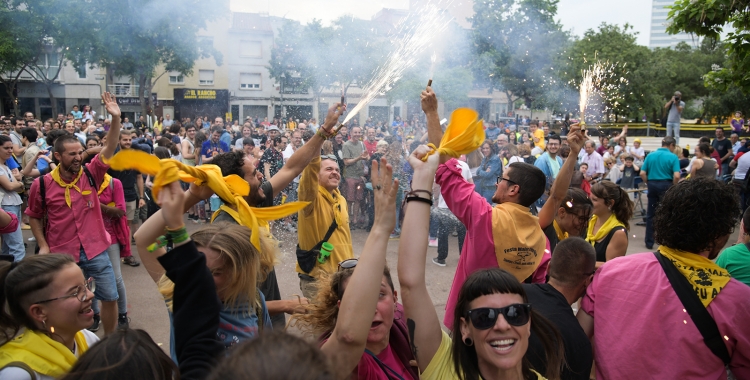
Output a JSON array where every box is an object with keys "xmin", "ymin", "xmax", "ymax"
[
  {"xmin": 421, "ymin": 88, "xmax": 438, "ymax": 114},
  {"xmin": 158, "ymin": 181, "xmax": 186, "ymax": 229},
  {"xmin": 101, "ymin": 92, "xmax": 121, "ymax": 118},
  {"xmin": 370, "ymin": 157, "xmax": 398, "ymax": 234},
  {"xmin": 322, "ymin": 102, "xmax": 347, "ymax": 133}
]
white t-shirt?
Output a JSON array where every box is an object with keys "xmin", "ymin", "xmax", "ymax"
[
  {"xmin": 0, "ymin": 164, "xmax": 22, "ymax": 206},
  {"xmin": 735, "ymin": 153, "xmax": 750, "ymax": 180},
  {"xmin": 505, "ymin": 155, "xmax": 523, "ymax": 170},
  {"xmin": 438, "ymin": 160, "xmax": 472, "ymax": 209},
  {"xmin": 0, "ymin": 329, "xmax": 99, "ymax": 380}
]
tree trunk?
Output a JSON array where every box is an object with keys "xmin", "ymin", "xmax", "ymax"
[
  {"xmin": 46, "ymin": 82, "xmax": 57, "ymax": 117},
  {"xmin": 138, "ymin": 73, "xmax": 149, "ymax": 119}
]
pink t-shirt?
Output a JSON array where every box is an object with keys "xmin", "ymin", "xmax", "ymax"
[
  {"xmin": 582, "ymin": 252, "xmax": 750, "ymax": 379},
  {"xmin": 25, "ymin": 155, "xmax": 111, "ymax": 261},
  {"xmin": 357, "ymin": 344, "xmax": 414, "ymax": 380},
  {"xmin": 436, "ymin": 158, "xmax": 544, "ymax": 329}
]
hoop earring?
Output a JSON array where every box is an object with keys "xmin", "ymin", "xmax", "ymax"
[{"xmin": 463, "ymin": 337, "xmax": 473, "ymax": 347}]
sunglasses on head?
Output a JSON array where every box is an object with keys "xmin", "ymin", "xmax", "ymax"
[
  {"xmin": 466, "ymin": 303, "xmax": 531, "ymax": 329},
  {"xmin": 338, "ymin": 258, "xmax": 357, "ymax": 271}
]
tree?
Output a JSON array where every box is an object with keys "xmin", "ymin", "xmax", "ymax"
[
  {"xmin": 54, "ymin": 0, "xmax": 225, "ymax": 118},
  {"xmin": 471, "ymin": 0, "xmax": 571, "ymax": 112},
  {"xmin": 0, "ymin": 4, "xmax": 44, "ymax": 116},
  {"xmin": 668, "ymin": 0, "xmax": 750, "ymax": 93}
]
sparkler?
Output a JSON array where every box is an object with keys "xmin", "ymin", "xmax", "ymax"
[
  {"xmin": 428, "ymin": 52, "xmax": 437, "ymax": 87},
  {"xmin": 341, "ymin": 0, "xmax": 453, "ymax": 125}
]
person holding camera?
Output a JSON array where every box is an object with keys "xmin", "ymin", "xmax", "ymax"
[{"xmin": 665, "ymin": 91, "xmax": 685, "ymax": 145}]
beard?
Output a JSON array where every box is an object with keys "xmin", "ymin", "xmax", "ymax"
[{"xmin": 246, "ymin": 184, "xmax": 266, "ymax": 206}]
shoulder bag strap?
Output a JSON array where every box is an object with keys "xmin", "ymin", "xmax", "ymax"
[
  {"xmin": 312, "ymin": 218, "xmax": 338, "ymax": 251},
  {"xmin": 364, "ymin": 349, "xmax": 406, "ymax": 380},
  {"xmin": 653, "ymin": 251, "xmax": 731, "ymax": 364}
]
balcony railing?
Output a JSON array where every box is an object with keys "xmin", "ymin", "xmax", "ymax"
[{"xmin": 108, "ymin": 84, "xmax": 141, "ymax": 97}]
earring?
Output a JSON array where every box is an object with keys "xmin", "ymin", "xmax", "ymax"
[
  {"xmin": 463, "ymin": 337, "xmax": 474, "ymax": 347},
  {"xmin": 42, "ymin": 319, "xmax": 46, "ymax": 329}
]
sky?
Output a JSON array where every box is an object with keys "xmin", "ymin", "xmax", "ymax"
[{"xmin": 230, "ymin": 0, "xmax": 654, "ymax": 46}]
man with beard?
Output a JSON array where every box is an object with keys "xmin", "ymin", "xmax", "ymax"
[
  {"xmin": 25, "ymin": 92, "xmax": 124, "ymax": 335},
  {"xmin": 160, "ymin": 102, "xmax": 347, "ymax": 330},
  {"xmin": 201, "ymin": 126, "xmax": 230, "ymax": 164},
  {"xmin": 107, "ymin": 130, "xmax": 145, "ymax": 258},
  {"xmin": 577, "ymin": 178, "xmax": 750, "ymax": 379},
  {"xmin": 534, "ymin": 134, "xmax": 564, "ymax": 206}
]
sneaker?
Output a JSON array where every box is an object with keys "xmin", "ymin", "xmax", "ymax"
[
  {"xmin": 117, "ymin": 314, "xmax": 130, "ymax": 330},
  {"xmin": 432, "ymin": 258, "xmax": 446, "ymax": 267},
  {"xmin": 88, "ymin": 314, "xmax": 101, "ymax": 332},
  {"xmin": 122, "ymin": 256, "xmax": 140, "ymax": 267},
  {"xmin": 428, "ymin": 238, "xmax": 438, "ymax": 247}
]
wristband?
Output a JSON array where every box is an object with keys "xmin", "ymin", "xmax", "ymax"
[
  {"xmin": 407, "ymin": 189, "xmax": 433, "ymax": 198},
  {"xmin": 406, "ymin": 196, "xmax": 433, "ymax": 206}
]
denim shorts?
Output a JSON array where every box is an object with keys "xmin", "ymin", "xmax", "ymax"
[{"xmin": 77, "ymin": 248, "xmax": 119, "ymax": 302}]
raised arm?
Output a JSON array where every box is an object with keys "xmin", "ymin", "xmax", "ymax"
[
  {"xmin": 421, "ymin": 87, "xmax": 442, "ymax": 147},
  {"xmin": 398, "ymin": 147, "xmax": 443, "ymax": 372},
  {"xmin": 321, "ymin": 158, "xmax": 398, "ymax": 375},
  {"xmin": 270, "ymin": 102, "xmax": 345, "ymax": 198},
  {"xmin": 100, "ymin": 92, "xmax": 122, "ymax": 161},
  {"xmin": 539, "ymin": 125, "xmax": 584, "ymax": 229}
]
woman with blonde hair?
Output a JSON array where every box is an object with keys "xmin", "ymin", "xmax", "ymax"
[
  {"xmin": 292, "ymin": 158, "xmax": 418, "ymax": 379},
  {"xmin": 136, "ymin": 211, "xmax": 271, "ymax": 361}
]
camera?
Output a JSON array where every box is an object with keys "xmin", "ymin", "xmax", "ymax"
[{"xmin": 674, "ymin": 96, "xmax": 681, "ymax": 102}]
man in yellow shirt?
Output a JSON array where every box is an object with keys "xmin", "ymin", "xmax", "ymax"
[
  {"xmin": 296, "ymin": 154, "xmax": 354, "ymax": 297},
  {"xmin": 530, "ymin": 121, "xmax": 546, "ymax": 151}
]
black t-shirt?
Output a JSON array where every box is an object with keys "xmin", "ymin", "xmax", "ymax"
[
  {"xmin": 542, "ymin": 224, "xmax": 559, "ymax": 255},
  {"xmin": 620, "ymin": 165, "xmax": 638, "ymax": 189},
  {"xmin": 212, "ymin": 181, "xmax": 284, "ymax": 329},
  {"xmin": 524, "ymin": 284, "xmax": 593, "ymax": 380},
  {"xmin": 108, "ymin": 168, "xmax": 139, "ymax": 202},
  {"xmin": 712, "ymin": 138, "xmax": 733, "ymax": 161}
]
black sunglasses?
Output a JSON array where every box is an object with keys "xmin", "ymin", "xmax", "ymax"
[
  {"xmin": 496, "ymin": 176, "xmax": 518, "ymax": 186},
  {"xmin": 466, "ymin": 303, "xmax": 532, "ymax": 329},
  {"xmin": 338, "ymin": 258, "xmax": 358, "ymax": 271}
]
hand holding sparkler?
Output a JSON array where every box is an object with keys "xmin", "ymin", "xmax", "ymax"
[
  {"xmin": 318, "ymin": 101, "xmax": 348, "ymax": 138},
  {"xmin": 421, "ymin": 87, "xmax": 441, "ymax": 147}
]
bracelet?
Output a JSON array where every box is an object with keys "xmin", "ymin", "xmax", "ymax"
[
  {"xmin": 317, "ymin": 127, "xmax": 335, "ymax": 139},
  {"xmin": 406, "ymin": 196, "xmax": 433, "ymax": 206},
  {"xmin": 407, "ymin": 189, "xmax": 433, "ymax": 198},
  {"xmin": 166, "ymin": 224, "xmax": 186, "ymax": 232},
  {"xmin": 166, "ymin": 226, "xmax": 190, "ymax": 244}
]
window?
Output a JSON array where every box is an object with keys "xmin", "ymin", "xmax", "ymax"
[
  {"xmin": 239, "ymin": 40, "xmax": 262, "ymax": 58},
  {"xmin": 240, "ymin": 73, "xmax": 261, "ymax": 90},
  {"xmin": 76, "ymin": 64, "xmax": 87, "ymax": 79},
  {"xmin": 199, "ymin": 70, "xmax": 214, "ymax": 85},
  {"xmin": 169, "ymin": 71, "xmax": 184, "ymax": 84}
]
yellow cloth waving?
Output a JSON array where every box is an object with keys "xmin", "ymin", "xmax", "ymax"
[
  {"xmin": 586, "ymin": 213, "xmax": 625, "ymax": 246},
  {"xmin": 108, "ymin": 150, "xmax": 308, "ymax": 249},
  {"xmin": 50, "ymin": 166, "xmax": 90, "ymax": 208},
  {"xmin": 0, "ymin": 329, "xmax": 89, "ymax": 377},
  {"xmin": 422, "ymin": 108, "xmax": 485, "ymax": 161},
  {"xmin": 659, "ymin": 246, "xmax": 731, "ymax": 307}
]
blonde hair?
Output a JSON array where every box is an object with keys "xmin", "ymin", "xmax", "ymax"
[{"xmin": 159, "ymin": 223, "xmax": 272, "ymax": 314}]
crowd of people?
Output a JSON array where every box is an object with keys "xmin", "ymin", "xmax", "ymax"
[{"xmin": 0, "ymin": 86, "xmax": 747, "ymax": 380}]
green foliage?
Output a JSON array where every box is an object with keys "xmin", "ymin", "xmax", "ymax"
[{"xmin": 668, "ymin": 0, "xmax": 750, "ymax": 92}]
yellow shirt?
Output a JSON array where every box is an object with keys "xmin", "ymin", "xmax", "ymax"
[
  {"xmin": 287, "ymin": 121, "xmax": 297, "ymax": 130},
  {"xmin": 421, "ymin": 331, "xmax": 547, "ymax": 380},
  {"xmin": 533, "ymin": 129, "xmax": 546, "ymax": 151},
  {"xmin": 296, "ymin": 156, "xmax": 353, "ymax": 277}
]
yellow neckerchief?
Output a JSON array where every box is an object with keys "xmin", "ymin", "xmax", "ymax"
[
  {"xmin": 49, "ymin": 165, "xmax": 90, "ymax": 208},
  {"xmin": 552, "ymin": 219, "xmax": 568, "ymax": 241},
  {"xmin": 0, "ymin": 329, "xmax": 89, "ymax": 377},
  {"xmin": 108, "ymin": 150, "xmax": 308, "ymax": 249},
  {"xmin": 421, "ymin": 108, "xmax": 485, "ymax": 161},
  {"xmin": 97, "ymin": 173, "xmax": 112, "ymax": 196},
  {"xmin": 659, "ymin": 246, "xmax": 731, "ymax": 307},
  {"xmin": 586, "ymin": 213, "xmax": 625, "ymax": 246},
  {"xmin": 491, "ymin": 202, "xmax": 546, "ymax": 281}
]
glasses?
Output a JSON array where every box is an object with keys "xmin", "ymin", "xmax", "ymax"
[
  {"xmin": 34, "ymin": 278, "xmax": 95, "ymax": 304},
  {"xmin": 338, "ymin": 258, "xmax": 358, "ymax": 271},
  {"xmin": 321, "ymin": 154, "xmax": 337, "ymax": 161},
  {"xmin": 466, "ymin": 303, "xmax": 532, "ymax": 330},
  {"xmin": 497, "ymin": 176, "xmax": 518, "ymax": 186}
]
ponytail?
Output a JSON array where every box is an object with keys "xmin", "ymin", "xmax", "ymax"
[
  {"xmin": 0, "ymin": 255, "xmax": 75, "ymax": 345},
  {"xmin": 591, "ymin": 181, "xmax": 634, "ymax": 230}
]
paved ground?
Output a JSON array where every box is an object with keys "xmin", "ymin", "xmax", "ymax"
[{"xmin": 17, "ymin": 136, "xmax": 734, "ymax": 353}]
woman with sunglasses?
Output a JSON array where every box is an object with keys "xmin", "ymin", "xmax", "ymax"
[
  {"xmin": 0, "ymin": 254, "xmax": 99, "ymax": 379},
  {"xmin": 398, "ymin": 147, "xmax": 563, "ymax": 380},
  {"xmin": 292, "ymin": 158, "xmax": 419, "ymax": 379}
]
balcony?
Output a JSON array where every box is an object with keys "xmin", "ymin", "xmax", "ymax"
[{"xmin": 108, "ymin": 84, "xmax": 141, "ymax": 97}]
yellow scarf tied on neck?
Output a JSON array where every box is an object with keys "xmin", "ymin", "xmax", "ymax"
[
  {"xmin": 659, "ymin": 246, "xmax": 731, "ymax": 307},
  {"xmin": 50, "ymin": 165, "xmax": 91, "ymax": 208},
  {"xmin": 421, "ymin": 108, "xmax": 485, "ymax": 161},
  {"xmin": 0, "ymin": 329, "xmax": 89, "ymax": 377},
  {"xmin": 108, "ymin": 150, "xmax": 309, "ymax": 249},
  {"xmin": 586, "ymin": 213, "xmax": 625, "ymax": 246},
  {"xmin": 553, "ymin": 219, "xmax": 569, "ymax": 241}
]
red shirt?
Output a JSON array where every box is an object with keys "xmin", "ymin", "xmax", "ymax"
[
  {"xmin": 363, "ymin": 139, "xmax": 378, "ymax": 155},
  {"xmin": 25, "ymin": 155, "xmax": 111, "ymax": 261}
]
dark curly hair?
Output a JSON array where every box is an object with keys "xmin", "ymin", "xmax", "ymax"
[
  {"xmin": 654, "ymin": 178, "xmax": 740, "ymax": 253},
  {"xmin": 211, "ymin": 150, "xmax": 247, "ymax": 179}
]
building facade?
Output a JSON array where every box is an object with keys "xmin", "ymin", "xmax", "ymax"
[{"xmin": 649, "ymin": 0, "xmax": 701, "ymax": 49}]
